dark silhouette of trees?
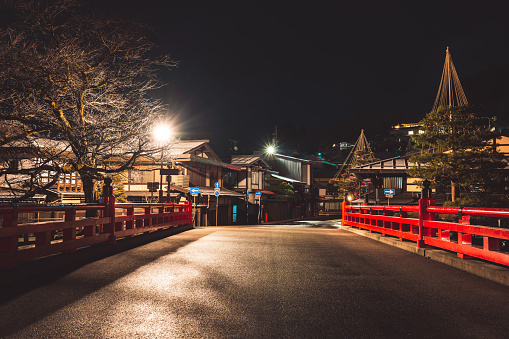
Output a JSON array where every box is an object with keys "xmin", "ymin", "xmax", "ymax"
[
  {"xmin": 408, "ymin": 106, "xmax": 505, "ymax": 202},
  {"xmin": 0, "ymin": 0, "xmax": 177, "ymax": 202}
]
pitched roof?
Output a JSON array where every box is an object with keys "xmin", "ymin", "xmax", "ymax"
[
  {"xmin": 231, "ymin": 155, "xmax": 269, "ymax": 167},
  {"xmin": 167, "ymin": 140, "xmax": 210, "ymax": 155},
  {"xmin": 350, "ymin": 156, "xmax": 414, "ymax": 174}
]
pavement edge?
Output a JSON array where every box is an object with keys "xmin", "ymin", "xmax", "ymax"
[{"xmin": 341, "ymin": 225, "xmax": 509, "ymax": 287}]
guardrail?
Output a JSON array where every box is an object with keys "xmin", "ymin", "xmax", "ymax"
[
  {"xmin": 342, "ymin": 199, "xmax": 509, "ymax": 267},
  {"xmin": 0, "ymin": 194, "xmax": 192, "ymax": 269}
]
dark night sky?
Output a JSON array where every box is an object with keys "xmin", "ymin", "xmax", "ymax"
[{"xmin": 90, "ymin": 0, "xmax": 509, "ymax": 153}]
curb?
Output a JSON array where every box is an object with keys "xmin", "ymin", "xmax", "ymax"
[{"xmin": 341, "ymin": 225, "xmax": 509, "ymax": 287}]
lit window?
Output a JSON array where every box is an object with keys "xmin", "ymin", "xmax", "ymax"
[
  {"xmin": 408, "ymin": 131, "xmax": 414, "ymax": 135},
  {"xmin": 251, "ymin": 171, "xmax": 259, "ymax": 185}
]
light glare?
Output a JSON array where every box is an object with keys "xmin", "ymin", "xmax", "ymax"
[{"xmin": 153, "ymin": 124, "xmax": 172, "ymax": 143}]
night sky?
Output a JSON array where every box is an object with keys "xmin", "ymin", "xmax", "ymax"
[{"xmin": 91, "ymin": 1, "xmax": 509, "ymax": 153}]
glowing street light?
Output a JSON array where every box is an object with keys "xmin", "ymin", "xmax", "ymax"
[
  {"xmin": 153, "ymin": 123, "xmax": 172, "ymax": 143},
  {"xmin": 152, "ymin": 123, "xmax": 173, "ymax": 202},
  {"xmin": 266, "ymin": 145, "xmax": 276, "ymax": 154}
]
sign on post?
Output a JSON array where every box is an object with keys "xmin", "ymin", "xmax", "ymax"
[
  {"xmin": 214, "ymin": 182, "xmax": 221, "ymax": 189},
  {"xmin": 255, "ymin": 191, "xmax": 262, "ymax": 200},
  {"xmin": 384, "ymin": 188, "xmax": 394, "ymax": 205},
  {"xmin": 190, "ymin": 187, "xmax": 199, "ymax": 196},
  {"xmin": 384, "ymin": 188, "xmax": 395, "ymax": 197},
  {"xmin": 147, "ymin": 182, "xmax": 159, "ymax": 192}
]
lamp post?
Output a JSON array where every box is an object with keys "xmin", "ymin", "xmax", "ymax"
[{"xmin": 152, "ymin": 123, "xmax": 172, "ymax": 203}]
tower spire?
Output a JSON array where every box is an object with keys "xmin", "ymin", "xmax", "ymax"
[{"xmin": 432, "ymin": 47, "xmax": 469, "ymax": 111}]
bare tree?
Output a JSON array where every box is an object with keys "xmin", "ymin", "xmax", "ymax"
[{"xmin": 0, "ymin": 0, "xmax": 178, "ymax": 202}]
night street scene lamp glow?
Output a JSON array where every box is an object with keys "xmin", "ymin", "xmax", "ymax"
[
  {"xmin": 153, "ymin": 123, "xmax": 172, "ymax": 143},
  {"xmin": 266, "ymin": 145, "xmax": 276, "ymax": 154}
]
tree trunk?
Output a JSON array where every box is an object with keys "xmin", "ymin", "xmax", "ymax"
[
  {"xmin": 81, "ymin": 175, "xmax": 96, "ymax": 203},
  {"xmin": 80, "ymin": 174, "xmax": 99, "ymax": 218},
  {"xmin": 451, "ymin": 180, "xmax": 456, "ymax": 202}
]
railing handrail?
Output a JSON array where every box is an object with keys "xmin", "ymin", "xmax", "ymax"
[
  {"xmin": 427, "ymin": 206, "xmax": 509, "ymax": 218},
  {"xmin": 342, "ymin": 199, "xmax": 509, "ymax": 267},
  {"xmin": 0, "ymin": 204, "xmax": 105, "ymax": 214},
  {"xmin": 348, "ymin": 205, "xmax": 420, "ymax": 213},
  {"xmin": 0, "ymin": 195, "xmax": 193, "ymax": 269}
]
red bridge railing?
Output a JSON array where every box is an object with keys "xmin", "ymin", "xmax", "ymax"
[
  {"xmin": 342, "ymin": 199, "xmax": 509, "ymax": 267},
  {"xmin": 0, "ymin": 194, "xmax": 192, "ymax": 269}
]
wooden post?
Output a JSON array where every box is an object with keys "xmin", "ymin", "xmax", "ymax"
[
  {"xmin": 418, "ymin": 198, "xmax": 435, "ymax": 248},
  {"xmin": 63, "ymin": 208, "xmax": 77, "ymax": 252},
  {"xmin": 100, "ymin": 178, "xmax": 116, "ymax": 243},
  {"xmin": 0, "ymin": 207, "xmax": 19, "ymax": 268}
]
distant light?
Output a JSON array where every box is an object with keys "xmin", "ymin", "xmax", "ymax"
[
  {"xmin": 347, "ymin": 195, "xmax": 353, "ymax": 202},
  {"xmin": 266, "ymin": 145, "xmax": 276, "ymax": 154}
]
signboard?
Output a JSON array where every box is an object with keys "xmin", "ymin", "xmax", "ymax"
[
  {"xmin": 384, "ymin": 188, "xmax": 395, "ymax": 196},
  {"xmin": 190, "ymin": 187, "xmax": 199, "ymax": 196},
  {"xmin": 214, "ymin": 189, "xmax": 220, "ymax": 197},
  {"xmin": 214, "ymin": 182, "xmax": 221, "ymax": 189},
  {"xmin": 255, "ymin": 191, "xmax": 262, "ymax": 200},
  {"xmin": 147, "ymin": 182, "xmax": 159, "ymax": 192},
  {"xmin": 160, "ymin": 168, "xmax": 179, "ymax": 175}
]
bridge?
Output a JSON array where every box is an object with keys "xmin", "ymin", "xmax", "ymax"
[{"xmin": 1, "ymin": 197, "xmax": 509, "ymax": 337}]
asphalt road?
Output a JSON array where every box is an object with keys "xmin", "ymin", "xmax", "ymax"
[{"xmin": 1, "ymin": 220, "xmax": 508, "ymax": 338}]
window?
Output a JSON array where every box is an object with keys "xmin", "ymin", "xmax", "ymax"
[
  {"xmin": 383, "ymin": 176, "xmax": 403, "ymax": 190},
  {"xmin": 251, "ymin": 171, "xmax": 259, "ymax": 185}
]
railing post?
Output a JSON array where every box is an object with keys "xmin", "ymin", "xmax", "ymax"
[
  {"xmin": 144, "ymin": 206, "xmax": 152, "ymax": 230},
  {"xmin": 35, "ymin": 207, "xmax": 52, "ymax": 247},
  {"xmin": 342, "ymin": 201, "xmax": 348, "ymax": 227},
  {"xmin": 125, "ymin": 205, "xmax": 134, "ymax": 230},
  {"xmin": 0, "ymin": 207, "xmax": 19, "ymax": 269},
  {"xmin": 187, "ymin": 200, "xmax": 193, "ymax": 225},
  {"xmin": 63, "ymin": 207, "xmax": 77, "ymax": 252},
  {"xmin": 418, "ymin": 198, "xmax": 435, "ymax": 248},
  {"xmin": 168, "ymin": 203, "xmax": 174, "ymax": 224},
  {"xmin": 100, "ymin": 178, "xmax": 117, "ymax": 244}
]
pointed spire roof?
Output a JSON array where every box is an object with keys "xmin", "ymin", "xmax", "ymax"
[
  {"xmin": 432, "ymin": 47, "xmax": 469, "ymax": 111},
  {"xmin": 333, "ymin": 129, "xmax": 374, "ymax": 179}
]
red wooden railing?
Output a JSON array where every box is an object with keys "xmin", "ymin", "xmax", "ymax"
[
  {"xmin": 0, "ymin": 194, "xmax": 192, "ymax": 269},
  {"xmin": 342, "ymin": 199, "xmax": 509, "ymax": 267}
]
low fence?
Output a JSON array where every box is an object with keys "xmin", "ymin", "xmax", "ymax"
[
  {"xmin": 342, "ymin": 199, "xmax": 509, "ymax": 267},
  {"xmin": 0, "ymin": 194, "xmax": 192, "ymax": 269}
]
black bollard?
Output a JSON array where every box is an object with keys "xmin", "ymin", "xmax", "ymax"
[
  {"xmin": 103, "ymin": 177, "xmax": 113, "ymax": 196},
  {"xmin": 421, "ymin": 179, "xmax": 431, "ymax": 199}
]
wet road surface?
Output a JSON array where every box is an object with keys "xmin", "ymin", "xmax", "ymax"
[{"xmin": 1, "ymin": 221, "xmax": 508, "ymax": 338}]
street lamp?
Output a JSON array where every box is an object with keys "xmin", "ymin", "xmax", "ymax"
[
  {"xmin": 152, "ymin": 123, "xmax": 172, "ymax": 203},
  {"xmin": 266, "ymin": 145, "xmax": 276, "ymax": 154}
]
